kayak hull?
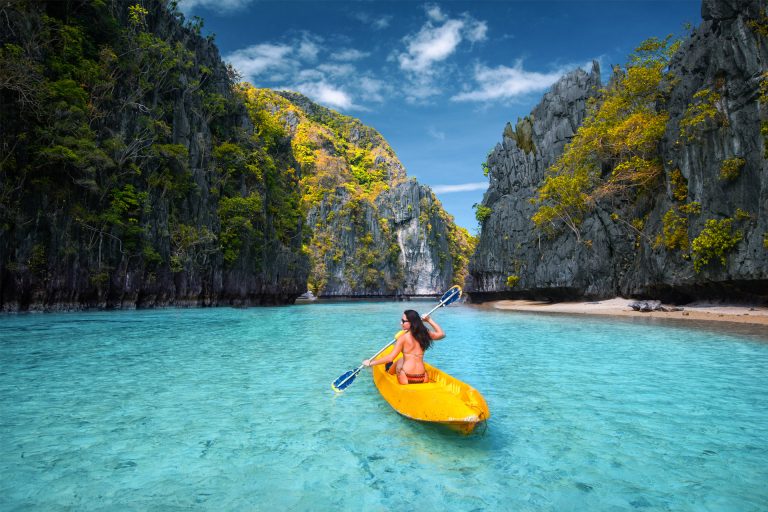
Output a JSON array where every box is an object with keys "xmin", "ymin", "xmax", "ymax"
[{"xmin": 372, "ymin": 346, "xmax": 490, "ymax": 434}]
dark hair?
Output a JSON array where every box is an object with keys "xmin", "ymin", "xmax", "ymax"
[{"xmin": 404, "ymin": 309, "xmax": 432, "ymax": 351}]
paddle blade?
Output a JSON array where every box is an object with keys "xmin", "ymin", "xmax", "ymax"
[
  {"xmin": 331, "ymin": 370, "xmax": 357, "ymax": 392},
  {"xmin": 440, "ymin": 285, "xmax": 462, "ymax": 306}
]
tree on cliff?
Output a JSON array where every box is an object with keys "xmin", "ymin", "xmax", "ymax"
[
  {"xmin": 0, "ymin": 0, "xmax": 307, "ymax": 309},
  {"xmin": 531, "ymin": 36, "xmax": 679, "ymax": 242}
]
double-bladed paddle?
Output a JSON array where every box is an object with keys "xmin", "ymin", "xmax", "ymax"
[{"xmin": 331, "ymin": 285, "xmax": 462, "ymax": 393}]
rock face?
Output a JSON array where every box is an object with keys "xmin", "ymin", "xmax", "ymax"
[
  {"xmin": 305, "ymin": 179, "xmax": 456, "ymax": 296},
  {"xmin": 637, "ymin": 0, "xmax": 768, "ymax": 301},
  {"xmin": 271, "ymin": 91, "xmax": 469, "ymax": 297},
  {"xmin": 385, "ymin": 182, "xmax": 455, "ymax": 295},
  {"xmin": 0, "ymin": 0, "xmax": 308, "ymax": 310},
  {"xmin": 469, "ymin": 0, "xmax": 768, "ymax": 303},
  {"xmin": 468, "ymin": 63, "xmax": 605, "ymax": 300}
]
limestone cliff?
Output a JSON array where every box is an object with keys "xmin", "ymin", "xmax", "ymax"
[
  {"xmin": 258, "ymin": 90, "xmax": 473, "ymax": 297},
  {"xmin": 0, "ymin": 0, "xmax": 308, "ymax": 310},
  {"xmin": 0, "ymin": 1, "xmax": 471, "ymax": 310},
  {"xmin": 468, "ymin": 0, "xmax": 767, "ymax": 303}
]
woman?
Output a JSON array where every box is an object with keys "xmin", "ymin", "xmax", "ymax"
[{"xmin": 363, "ymin": 310, "xmax": 445, "ymax": 384}]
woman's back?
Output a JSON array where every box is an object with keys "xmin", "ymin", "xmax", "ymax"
[
  {"xmin": 362, "ymin": 311, "xmax": 444, "ymax": 385},
  {"xmin": 400, "ymin": 331, "xmax": 426, "ymax": 374}
]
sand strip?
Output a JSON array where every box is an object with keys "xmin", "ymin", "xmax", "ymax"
[{"xmin": 485, "ymin": 298, "xmax": 768, "ymax": 327}]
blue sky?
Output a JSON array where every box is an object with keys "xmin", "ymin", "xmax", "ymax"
[{"xmin": 179, "ymin": 0, "xmax": 701, "ymax": 232}]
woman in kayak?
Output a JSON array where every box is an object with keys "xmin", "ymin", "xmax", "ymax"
[{"xmin": 362, "ymin": 310, "xmax": 445, "ymax": 384}]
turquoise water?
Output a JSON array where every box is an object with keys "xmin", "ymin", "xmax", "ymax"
[{"xmin": 1, "ymin": 303, "xmax": 767, "ymax": 511}]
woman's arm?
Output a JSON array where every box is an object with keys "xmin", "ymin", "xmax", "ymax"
[
  {"xmin": 363, "ymin": 336, "xmax": 405, "ymax": 366},
  {"xmin": 423, "ymin": 315, "xmax": 445, "ymax": 340}
]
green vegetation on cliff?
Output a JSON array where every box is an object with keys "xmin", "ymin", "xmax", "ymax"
[
  {"xmin": 531, "ymin": 34, "xmax": 751, "ymax": 273},
  {"xmin": 0, "ymin": 0, "xmax": 306, "ymax": 307},
  {"xmin": 240, "ymin": 88, "xmax": 474, "ymax": 295},
  {"xmin": 691, "ymin": 218, "xmax": 743, "ymax": 273},
  {"xmin": 532, "ymin": 36, "xmax": 678, "ymax": 242},
  {"xmin": 240, "ymin": 88, "xmax": 403, "ymax": 294}
]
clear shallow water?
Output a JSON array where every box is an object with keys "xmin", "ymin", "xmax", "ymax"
[{"xmin": 1, "ymin": 303, "xmax": 767, "ymax": 511}]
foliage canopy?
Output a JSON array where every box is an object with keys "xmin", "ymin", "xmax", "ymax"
[{"xmin": 531, "ymin": 36, "xmax": 679, "ymax": 241}]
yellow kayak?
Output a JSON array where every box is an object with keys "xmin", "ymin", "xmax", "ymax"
[{"xmin": 372, "ymin": 345, "xmax": 490, "ymax": 434}]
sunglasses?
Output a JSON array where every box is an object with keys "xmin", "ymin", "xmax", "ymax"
[{"xmin": 400, "ymin": 319, "xmax": 409, "ymax": 324}]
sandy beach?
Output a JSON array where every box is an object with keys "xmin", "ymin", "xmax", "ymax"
[{"xmin": 484, "ymin": 298, "xmax": 768, "ymax": 327}]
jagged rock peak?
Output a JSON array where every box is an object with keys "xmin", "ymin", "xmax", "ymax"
[
  {"xmin": 468, "ymin": 61, "xmax": 604, "ymax": 297},
  {"xmin": 468, "ymin": 0, "xmax": 768, "ymax": 303}
]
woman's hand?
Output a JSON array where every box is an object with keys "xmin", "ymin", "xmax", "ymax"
[{"xmin": 362, "ymin": 359, "xmax": 372, "ymax": 367}]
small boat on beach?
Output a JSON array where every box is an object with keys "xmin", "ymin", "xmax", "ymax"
[{"xmin": 372, "ymin": 345, "xmax": 490, "ymax": 434}]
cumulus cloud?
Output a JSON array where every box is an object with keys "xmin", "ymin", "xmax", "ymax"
[
  {"xmin": 426, "ymin": 4, "xmax": 447, "ymax": 22},
  {"xmin": 465, "ymin": 18, "xmax": 488, "ymax": 43},
  {"xmin": 294, "ymin": 82, "xmax": 357, "ymax": 110},
  {"xmin": 432, "ymin": 182, "xmax": 488, "ymax": 194},
  {"xmin": 451, "ymin": 62, "xmax": 564, "ymax": 102},
  {"xmin": 226, "ymin": 43, "xmax": 294, "ymax": 81},
  {"xmin": 396, "ymin": 8, "xmax": 488, "ymax": 73},
  {"xmin": 397, "ymin": 19, "xmax": 464, "ymax": 73},
  {"xmin": 394, "ymin": 7, "xmax": 488, "ymax": 102},
  {"xmin": 226, "ymin": 35, "xmax": 379, "ymax": 111}
]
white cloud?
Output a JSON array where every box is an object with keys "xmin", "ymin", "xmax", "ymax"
[
  {"xmin": 432, "ymin": 182, "xmax": 488, "ymax": 194},
  {"xmin": 225, "ymin": 34, "xmax": 381, "ymax": 111},
  {"xmin": 403, "ymin": 76, "xmax": 442, "ymax": 103},
  {"xmin": 465, "ymin": 18, "xmax": 488, "ymax": 43},
  {"xmin": 225, "ymin": 39, "xmax": 358, "ymax": 109},
  {"xmin": 359, "ymin": 77, "xmax": 388, "ymax": 103},
  {"xmin": 331, "ymin": 49, "xmax": 369, "ymax": 61},
  {"xmin": 296, "ymin": 69, "xmax": 324, "ymax": 81},
  {"xmin": 177, "ymin": 0, "xmax": 253, "ymax": 13},
  {"xmin": 317, "ymin": 63, "xmax": 356, "ymax": 78},
  {"xmin": 426, "ymin": 4, "xmax": 447, "ymax": 22},
  {"xmin": 397, "ymin": 19, "xmax": 464, "ymax": 72},
  {"xmin": 226, "ymin": 43, "xmax": 294, "ymax": 80},
  {"xmin": 297, "ymin": 38, "xmax": 321, "ymax": 62},
  {"xmin": 295, "ymin": 82, "xmax": 357, "ymax": 110},
  {"xmin": 396, "ymin": 9, "xmax": 488, "ymax": 74},
  {"xmin": 393, "ymin": 8, "xmax": 489, "ymax": 103},
  {"xmin": 451, "ymin": 62, "xmax": 564, "ymax": 102}
]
